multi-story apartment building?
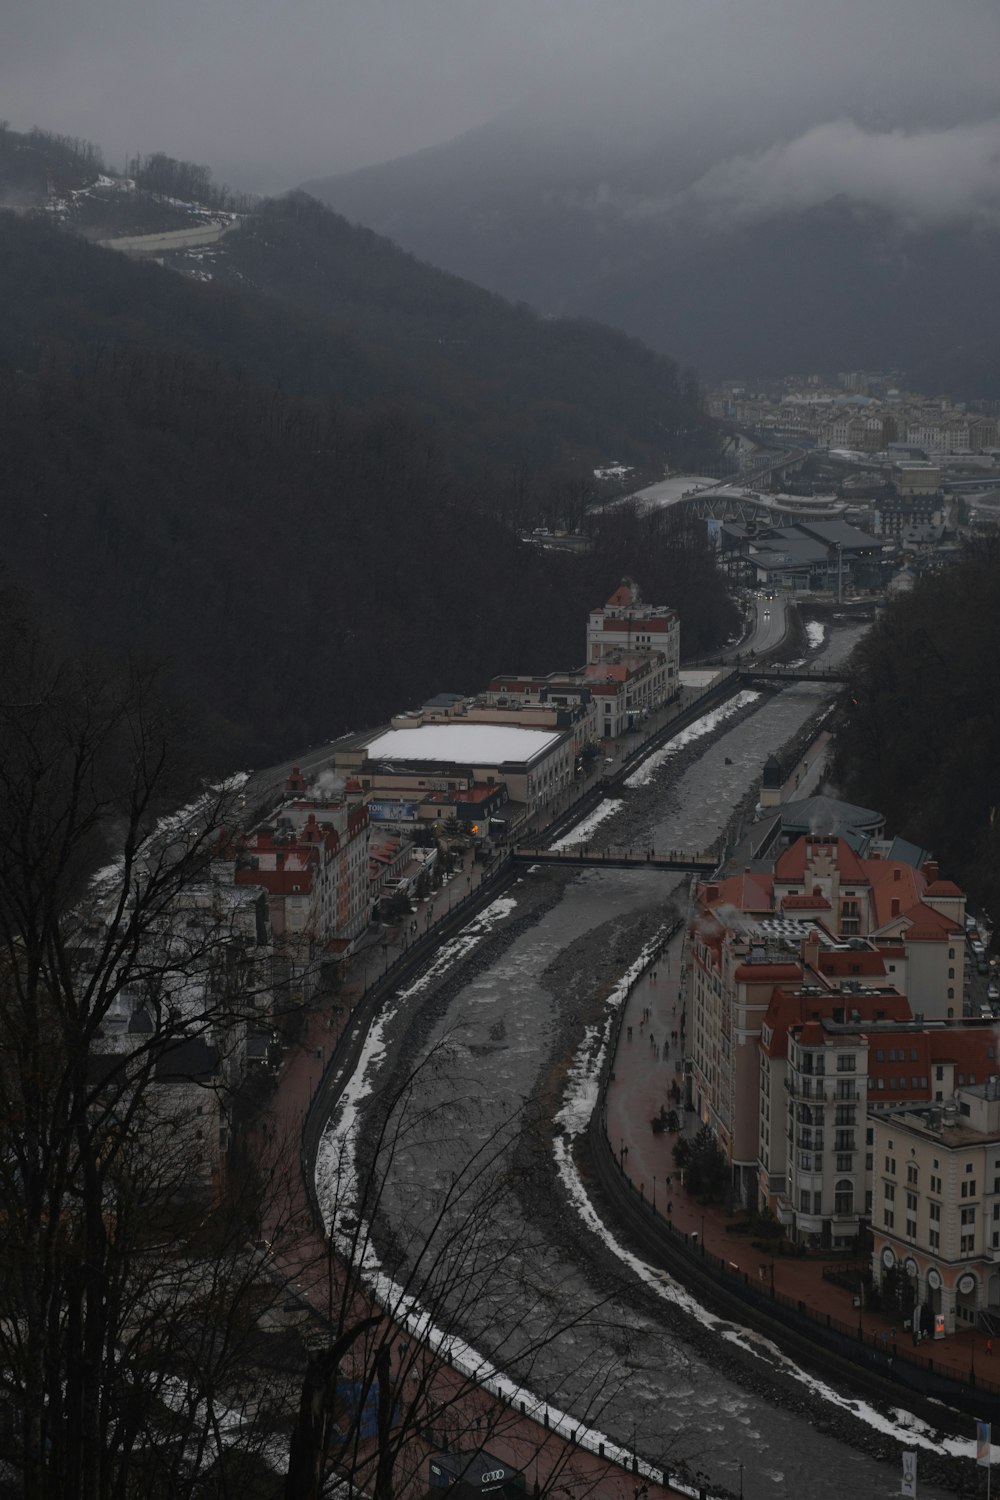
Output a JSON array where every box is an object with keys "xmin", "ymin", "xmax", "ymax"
[
  {"xmin": 760, "ymin": 995, "xmax": 995, "ymax": 1251},
  {"xmin": 871, "ymin": 1083, "xmax": 1000, "ymax": 1334},
  {"xmin": 282, "ymin": 790, "xmax": 371, "ymax": 951},
  {"xmin": 583, "ymin": 652, "xmax": 672, "ymax": 738},
  {"xmin": 688, "ymin": 834, "xmax": 969, "ymax": 1217},
  {"xmin": 586, "ymin": 580, "xmax": 679, "ymax": 708},
  {"xmin": 234, "ymin": 773, "xmax": 370, "ymax": 992}
]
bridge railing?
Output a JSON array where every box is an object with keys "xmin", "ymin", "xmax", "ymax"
[{"xmin": 511, "ymin": 846, "xmax": 718, "ymax": 871}]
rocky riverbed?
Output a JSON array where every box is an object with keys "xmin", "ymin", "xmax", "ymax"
[{"xmin": 333, "ymin": 623, "xmax": 974, "ymax": 1498}]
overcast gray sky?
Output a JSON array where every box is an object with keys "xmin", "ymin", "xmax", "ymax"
[{"xmin": 3, "ymin": 0, "xmax": 999, "ymax": 194}]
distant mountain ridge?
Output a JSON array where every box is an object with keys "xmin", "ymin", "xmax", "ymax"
[
  {"xmin": 3, "ymin": 127, "xmax": 715, "ymax": 477},
  {"xmin": 304, "ymin": 108, "xmax": 1000, "ymax": 393}
]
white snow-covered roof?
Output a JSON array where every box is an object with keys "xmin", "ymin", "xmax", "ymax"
[{"xmin": 364, "ymin": 724, "xmax": 563, "ymax": 765}]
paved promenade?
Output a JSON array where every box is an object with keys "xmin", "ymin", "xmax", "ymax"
[
  {"xmin": 606, "ymin": 930, "xmax": 1000, "ymax": 1407},
  {"xmin": 264, "ymin": 851, "xmax": 696, "ymax": 1500},
  {"xmin": 257, "ymin": 624, "xmax": 995, "ymax": 1497}
]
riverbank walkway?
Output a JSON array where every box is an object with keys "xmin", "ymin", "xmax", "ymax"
[
  {"xmin": 255, "ymin": 611, "xmax": 851, "ymax": 1498},
  {"xmin": 606, "ymin": 926, "xmax": 1000, "ymax": 1407},
  {"xmin": 264, "ymin": 854, "xmax": 697, "ymax": 1500}
]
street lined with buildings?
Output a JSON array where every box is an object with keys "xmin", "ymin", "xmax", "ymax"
[
  {"xmin": 84, "ymin": 563, "xmax": 996, "ymax": 1497},
  {"xmin": 303, "ymin": 616, "xmax": 988, "ymax": 1500}
]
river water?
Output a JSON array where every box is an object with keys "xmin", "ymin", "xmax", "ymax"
[{"xmin": 338, "ymin": 625, "xmax": 962, "ymax": 1500}]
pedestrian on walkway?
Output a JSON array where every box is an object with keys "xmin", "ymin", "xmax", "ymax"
[{"xmin": 627, "ymin": 1026, "xmax": 632, "ymax": 1040}]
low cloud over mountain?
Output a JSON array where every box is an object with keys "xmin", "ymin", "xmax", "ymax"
[
  {"xmin": 307, "ymin": 98, "xmax": 1000, "ymax": 381},
  {"xmin": 680, "ymin": 116, "xmax": 1000, "ymax": 231}
]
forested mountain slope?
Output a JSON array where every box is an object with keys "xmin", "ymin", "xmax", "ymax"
[
  {"xmin": 834, "ymin": 541, "xmax": 1000, "ymax": 927},
  {"xmin": 305, "ymin": 110, "xmax": 1000, "ymax": 390},
  {"xmin": 0, "ymin": 200, "xmax": 735, "ymax": 764}
]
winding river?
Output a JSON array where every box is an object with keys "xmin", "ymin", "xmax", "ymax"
[{"xmin": 325, "ymin": 625, "xmax": 962, "ymax": 1500}]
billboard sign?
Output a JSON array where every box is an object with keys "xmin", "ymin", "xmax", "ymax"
[{"xmin": 368, "ymin": 800, "xmax": 419, "ymax": 822}]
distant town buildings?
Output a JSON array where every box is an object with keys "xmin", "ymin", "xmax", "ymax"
[
  {"xmin": 706, "ymin": 375, "xmax": 1000, "ymax": 461},
  {"xmin": 704, "ymin": 374, "xmax": 1000, "ymax": 546}
]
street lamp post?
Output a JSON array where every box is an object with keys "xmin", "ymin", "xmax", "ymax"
[
  {"xmin": 738, "ymin": 1461, "xmax": 744, "ymax": 1499},
  {"xmin": 652, "ymin": 1174, "xmax": 657, "ymax": 1214}
]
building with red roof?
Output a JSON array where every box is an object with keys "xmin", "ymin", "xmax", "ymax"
[
  {"xmin": 769, "ymin": 837, "xmax": 966, "ymax": 1016},
  {"xmin": 687, "ymin": 834, "xmax": 974, "ymax": 1239},
  {"xmin": 759, "ymin": 980, "xmax": 997, "ymax": 1251},
  {"xmin": 586, "ymin": 579, "xmax": 679, "ymax": 722},
  {"xmin": 234, "ymin": 769, "xmax": 369, "ymax": 995}
]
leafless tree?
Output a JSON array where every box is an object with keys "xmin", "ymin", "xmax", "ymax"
[{"xmin": 0, "ymin": 593, "xmax": 294, "ymax": 1498}]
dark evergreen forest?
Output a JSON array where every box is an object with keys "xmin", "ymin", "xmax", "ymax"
[
  {"xmin": 834, "ymin": 537, "xmax": 1000, "ymax": 930},
  {"xmin": 0, "ymin": 202, "xmax": 735, "ymax": 766}
]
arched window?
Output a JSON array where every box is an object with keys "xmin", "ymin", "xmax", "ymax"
[{"xmin": 835, "ymin": 1179, "xmax": 854, "ymax": 1215}]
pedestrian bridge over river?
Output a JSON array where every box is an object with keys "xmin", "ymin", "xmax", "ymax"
[
  {"xmin": 511, "ymin": 846, "xmax": 719, "ymax": 874},
  {"xmin": 737, "ymin": 663, "xmax": 848, "ymax": 685}
]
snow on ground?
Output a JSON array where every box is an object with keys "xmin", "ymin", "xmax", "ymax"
[
  {"xmin": 624, "ymin": 694, "xmax": 760, "ymax": 788},
  {"xmin": 88, "ymin": 771, "xmax": 251, "ymax": 895},
  {"xmin": 366, "ymin": 723, "xmax": 561, "ymax": 762},
  {"xmin": 679, "ymin": 669, "xmax": 725, "ymax": 690},
  {"xmin": 554, "ymin": 930, "xmax": 668, "ymax": 1139},
  {"xmin": 316, "ymin": 1003, "xmax": 397, "ymax": 1234},
  {"xmin": 548, "ymin": 799, "xmax": 624, "ymax": 850},
  {"xmin": 314, "ymin": 953, "xmax": 699, "ymax": 1497},
  {"xmin": 632, "ymin": 475, "xmax": 719, "ymax": 512},
  {"xmin": 552, "ymin": 961, "xmax": 990, "ymax": 1467},
  {"xmin": 316, "ymin": 897, "xmax": 989, "ymax": 1488},
  {"xmin": 393, "ymin": 895, "xmax": 519, "ymax": 1000},
  {"xmin": 806, "ymin": 621, "xmax": 827, "ymax": 649}
]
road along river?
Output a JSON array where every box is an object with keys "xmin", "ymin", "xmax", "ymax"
[{"xmin": 317, "ymin": 624, "xmax": 969, "ymax": 1500}]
